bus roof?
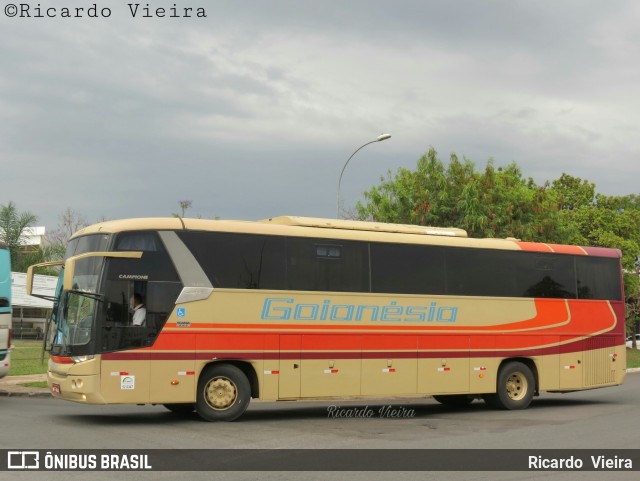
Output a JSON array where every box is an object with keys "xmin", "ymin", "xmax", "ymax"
[
  {"xmin": 70, "ymin": 216, "xmax": 621, "ymax": 257},
  {"xmin": 261, "ymin": 216, "xmax": 468, "ymax": 237}
]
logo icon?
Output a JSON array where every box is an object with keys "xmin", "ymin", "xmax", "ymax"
[
  {"xmin": 176, "ymin": 308, "xmax": 186, "ymax": 318},
  {"xmin": 121, "ymin": 375, "xmax": 135, "ymax": 390},
  {"xmin": 7, "ymin": 451, "xmax": 40, "ymax": 470}
]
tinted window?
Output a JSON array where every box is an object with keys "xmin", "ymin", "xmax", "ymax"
[
  {"xmin": 177, "ymin": 232, "xmax": 286, "ymax": 289},
  {"xmin": 65, "ymin": 234, "xmax": 110, "ymax": 260},
  {"xmin": 287, "ymin": 238, "xmax": 369, "ymax": 292},
  {"xmin": 516, "ymin": 254, "xmax": 576, "ymax": 299},
  {"xmin": 445, "ymin": 248, "xmax": 519, "ymax": 297},
  {"xmin": 371, "ymin": 243, "xmax": 445, "ymax": 295},
  {"xmin": 110, "ymin": 232, "xmax": 180, "ymax": 282},
  {"xmin": 98, "ymin": 279, "xmax": 182, "ymax": 352},
  {"xmin": 576, "ymin": 256, "xmax": 621, "ymax": 300},
  {"xmin": 116, "ymin": 232, "xmax": 163, "ymax": 251}
]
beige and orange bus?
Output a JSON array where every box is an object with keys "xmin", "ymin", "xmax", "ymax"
[{"xmin": 27, "ymin": 216, "xmax": 626, "ymax": 421}]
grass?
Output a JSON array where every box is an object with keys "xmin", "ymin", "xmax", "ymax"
[
  {"xmin": 9, "ymin": 340, "xmax": 48, "ymax": 376},
  {"xmin": 19, "ymin": 381, "xmax": 48, "ymax": 388},
  {"xmin": 626, "ymin": 347, "xmax": 640, "ymax": 369}
]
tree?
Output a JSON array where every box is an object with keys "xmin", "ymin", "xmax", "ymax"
[
  {"xmin": 45, "ymin": 208, "xmax": 89, "ymax": 261},
  {"xmin": 551, "ymin": 173, "xmax": 596, "ymax": 211},
  {"xmin": 172, "ymin": 200, "xmax": 193, "ymax": 218},
  {"xmin": 356, "ymin": 148, "xmax": 563, "ymax": 242},
  {"xmin": 0, "ymin": 201, "xmax": 38, "ymax": 272},
  {"xmin": 171, "ymin": 200, "xmax": 209, "ymax": 219}
]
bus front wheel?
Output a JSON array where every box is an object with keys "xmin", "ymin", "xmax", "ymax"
[
  {"xmin": 483, "ymin": 361, "xmax": 535, "ymax": 410},
  {"xmin": 196, "ymin": 364, "xmax": 251, "ymax": 422}
]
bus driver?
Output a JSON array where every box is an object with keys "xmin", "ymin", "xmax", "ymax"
[{"xmin": 129, "ymin": 293, "xmax": 146, "ymax": 326}]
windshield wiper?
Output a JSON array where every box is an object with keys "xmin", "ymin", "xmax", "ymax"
[{"xmin": 68, "ymin": 290, "xmax": 104, "ymax": 302}]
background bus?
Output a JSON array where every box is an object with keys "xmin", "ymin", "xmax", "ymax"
[
  {"xmin": 27, "ymin": 216, "xmax": 626, "ymax": 421},
  {"xmin": 0, "ymin": 242, "xmax": 12, "ymax": 378}
]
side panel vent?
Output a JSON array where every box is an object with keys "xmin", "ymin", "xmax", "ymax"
[{"xmin": 583, "ymin": 337, "xmax": 615, "ymax": 386}]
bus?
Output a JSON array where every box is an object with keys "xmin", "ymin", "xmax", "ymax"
[
  {"xmin": 0, "ymin": 242, "xmax": 12, "ymax": 378},
  {"xmin": 27, "ymin": 216, "xmax": 626, "ymax": 421}
]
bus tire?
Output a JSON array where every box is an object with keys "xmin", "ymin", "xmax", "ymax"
[
  {"xmin": 483, "ymin": 361, "xmax": 535, "ymax": 410},
  {"xmin": 163, "ymin": 403, "xmax": 195, "ymax": 414},
  {"xmin": 432, "ymin": 395, "xmax": 474, "ymax": 407},
  {"xmin": 196, "ymin": 364, "xmax": 251, "ymax": 422}
]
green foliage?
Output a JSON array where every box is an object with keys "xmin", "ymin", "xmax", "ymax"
[
  {"xmin": 0, "ymin": 201, "xmax": 39, "ymax": 272},
  {"xmin": 356, "ymin": 148, "xmax": 562, "ymax": 241},
  {"xmin": 551, "ymin": 173, "xmax": 596, "ymax": 210}
]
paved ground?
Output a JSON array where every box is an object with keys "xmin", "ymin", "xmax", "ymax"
[{"xmin": 0, "ymin": 373, "xmax": 50, "ymax": 397}]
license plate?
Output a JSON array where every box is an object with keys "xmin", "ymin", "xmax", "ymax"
[{"xmin": 51, "ymin": 383, "xmax": 61, "ymax": 394}]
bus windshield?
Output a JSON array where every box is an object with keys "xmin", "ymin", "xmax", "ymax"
[
  {"xmin": 47, "ymin": 234, "xmax": 110, "ymax": 355},
  {"xmin": 47, "ymin": 268, "xmax": 97, "ymax": 354}
]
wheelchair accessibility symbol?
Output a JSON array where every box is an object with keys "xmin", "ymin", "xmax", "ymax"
[{"xmin": 176, "ymin": 308, "xmax": 186, "ymax": 317}]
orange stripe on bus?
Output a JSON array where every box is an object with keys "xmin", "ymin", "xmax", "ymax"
[
  {"xmin": 546, "ymin": 244, "xmax": 587, "ymax": 255},
  {"xmin": 516, "ymin": 242, "xmax": 553, "ymax": 252},
  {"xmin": 148, "ymin": 299, "xmax": 616, "ymax": 352}
]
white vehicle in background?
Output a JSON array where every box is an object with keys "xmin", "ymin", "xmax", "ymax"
[
  {"xmin": 626, "ymin": 334, "xmax": 640, "ymax": 350},
  {"xmin": 0, "ymin": 243, "xmax": 11, "ymax": 378}
]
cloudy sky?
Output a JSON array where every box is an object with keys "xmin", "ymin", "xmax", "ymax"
[{"xmin": 1, "ymin": 0, "xmax": 639, "ymax": 232}]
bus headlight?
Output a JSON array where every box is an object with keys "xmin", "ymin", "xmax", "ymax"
[{"xmin": 71, "ymin": 355, "xmax": 94, "ymax": 363}]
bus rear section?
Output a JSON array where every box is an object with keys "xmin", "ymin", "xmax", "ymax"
[{"xmin": 0, "ymin": 243, "xmax": 11, "ymax": 378}]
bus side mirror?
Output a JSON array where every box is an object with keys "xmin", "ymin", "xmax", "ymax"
[{"xmin": 26, "ymin": 261, "xmax": 64, "ymax": 297}]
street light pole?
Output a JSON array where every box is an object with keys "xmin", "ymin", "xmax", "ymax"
[{"xmin": 336, "ymin": 133, "xmax": 391, "ymax": 218}]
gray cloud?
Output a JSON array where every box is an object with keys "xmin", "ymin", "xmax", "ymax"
[{"xmin": 1, "ymin": 0, "xmax": 638, "ymax": 230}]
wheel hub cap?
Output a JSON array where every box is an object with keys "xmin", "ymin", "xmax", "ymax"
[
  {"xmin": 506, "ymin": 372, "xmax": 527, "ymax": 401},
  {"xmin": 205, "ymin": 377, "xmax": 237, "ymax": 410}
]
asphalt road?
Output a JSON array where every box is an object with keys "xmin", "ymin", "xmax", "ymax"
[{"xmin": 1, "ymin": 372, "xmax": 639, "ymax": 481}]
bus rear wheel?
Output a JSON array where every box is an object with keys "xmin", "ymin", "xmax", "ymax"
[
  {"xmin": 196, "ymin": 364, "xmax": 251, "ymax": 422},
  {"xmin": 483, "ymin": 361, "xmax": 535, "ymax": 410}
]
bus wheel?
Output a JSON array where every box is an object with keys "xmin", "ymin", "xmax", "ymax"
[
  {"xmin": 432, "ymin": 395, "xmax": 474, "ymax": 407},
  {"xmin": 484, "ymin": 361, "xmax": 535, "ymax": 410},
  {"xmin": 163, "ymin": 403, "xmax": 195, "ymax": 414},
  {"xmin": 196, "ymin": 364, "xmax": 251, "ymax": 422}
]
